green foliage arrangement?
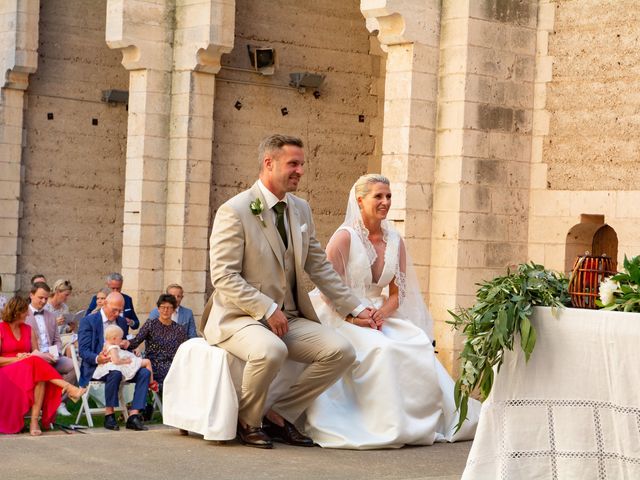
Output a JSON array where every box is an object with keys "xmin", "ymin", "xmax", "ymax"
[
  {"xmin": 597, "ymin": 255, "xmax": 640, "ymax": 312},
  {"xmin": 448, "ymin": 262, "xmax": 570, "ymax": 432}
]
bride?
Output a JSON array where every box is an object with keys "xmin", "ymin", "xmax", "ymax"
[{"xmin": 305, "ymin": 174, "xmax": 480, "ymax": 449}]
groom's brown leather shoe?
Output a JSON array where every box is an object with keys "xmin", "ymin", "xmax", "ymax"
[
  {"xmin": 263, "ymin": 417, "xmax": 315, "ymax": 447},
  {"xmin": 237, "ymin": 422, "xmax": 273, "ymax": 449}
]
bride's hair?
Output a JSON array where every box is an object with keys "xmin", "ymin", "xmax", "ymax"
[{"xmin": 353, "ymin": 174, "xmax": 390, "ymax": 200}]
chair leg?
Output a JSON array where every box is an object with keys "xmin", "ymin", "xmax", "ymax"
[
  {"xmin": 118, "ymin": 387, "xmax": 129, "ymax": 421},
  {"xmin": 153, "ymin": 392, "xmax": 162, "ymax": 414},
  {"xmin": 78, "ymin": 392, "xmax": 93, "ymax": 428}
]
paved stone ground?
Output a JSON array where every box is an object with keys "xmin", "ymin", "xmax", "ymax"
[{"xmin": 0, "ymin": 425, "xmax": 471, "ymax": 480}]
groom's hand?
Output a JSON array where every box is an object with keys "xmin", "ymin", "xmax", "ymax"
[
  {"xmin": 355, "ymin": 308, "xmax": 378, "ymax": 329},
  {"xmin": 267, "ymin": 310, "xmax": 289, "ymax": 337}
]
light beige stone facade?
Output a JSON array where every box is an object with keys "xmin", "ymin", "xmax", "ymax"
[
  {"xmin": 1, "ymin": 0, "xmax": 639, "ymax": 375},
  {"xmin": 17, "ymin": 0, "xmax": 128, "ymax": 306},
  {"xmin": 1, "ymin": 0, "xmax": 39, "ymax": 295},
  {"xmin": 528, "ymin": 0, "xmax": 640, "ymax": 273}
]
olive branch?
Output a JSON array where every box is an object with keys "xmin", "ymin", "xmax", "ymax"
[{"xmin": 447, "ymin": 262, "xmax": 570, "ymax": 433}]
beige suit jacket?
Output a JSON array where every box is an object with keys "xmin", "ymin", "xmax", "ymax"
[
  {"xmin": 25, "ymin": 309, "xmax": 62, "ymax": 351},
  {"xmin": 203, "ymin": 181, "xmax": 359, "ymax": 345}
]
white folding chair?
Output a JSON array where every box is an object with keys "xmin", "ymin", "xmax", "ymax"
[
  {"xmin": 152, "ymin": 390, "xmax": 162, "ymax": 413},
  {"xmin": 68, "ymin": 344, "xmax": 130, "ymax": 427}
]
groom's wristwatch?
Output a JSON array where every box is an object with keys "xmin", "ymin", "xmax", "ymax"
[{"xmin": 345, "ymin": 314, "xmax": 355, "ymax": 324}]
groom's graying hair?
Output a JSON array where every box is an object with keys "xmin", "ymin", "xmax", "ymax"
[{"xmin": 258, "ymin": 134, "xmax": 304, "ymax": 170}]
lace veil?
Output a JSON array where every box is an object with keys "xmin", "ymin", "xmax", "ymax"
[{"xmin": 324, "ymin": 183, "xmax": 434, "ymax": 338}]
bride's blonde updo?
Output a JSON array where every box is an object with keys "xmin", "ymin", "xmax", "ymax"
[{"xmin": 353, "ymin": 173, "xmax": 390, "ymax": 200}]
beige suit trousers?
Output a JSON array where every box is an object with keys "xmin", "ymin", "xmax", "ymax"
[{"xmin": 217, "ymin": 317, "xmax": 356, "ymax": 427}]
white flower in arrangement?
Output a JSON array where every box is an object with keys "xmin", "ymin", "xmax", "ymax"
[{"xmin": 599, "ymin": 277, "xmax": 620, "ymax": 306}]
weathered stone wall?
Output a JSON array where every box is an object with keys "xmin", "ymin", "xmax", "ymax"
[
  {"xmin": 210, "ymin": 0, "xmax": 380, "ymax": 262},
  {"xmin": 528, "ymin": 0, "xmax": 640, "ymax": 271},
  {"xmin": 544, "ymin": 0, "xmax": 640, "ymax": 191},
  {"xmin": 18, "ymin": 0, "xmax": 128, "ymax": 310},
  {"xmin": 433, "ymin": 0, "xmax": 537, "ymax": 373}
]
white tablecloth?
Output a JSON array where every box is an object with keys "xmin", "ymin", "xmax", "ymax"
[
  {"xmin": 463, "ymin": 307, "xmax": 640, "ymax": 479},
  {"xmin": 162, "ymin": 338, "xmax": 304, "ymax": 441}
]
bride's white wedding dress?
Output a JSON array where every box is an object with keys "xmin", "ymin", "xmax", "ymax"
[{"xmin": 305, "ymin": 226, "xmax": 480, "ymax": 449}]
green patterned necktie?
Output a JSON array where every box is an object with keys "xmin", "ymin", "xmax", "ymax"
[{"xmin": 273, "ymin": 201, "xmax": 288, "ymax": 248}]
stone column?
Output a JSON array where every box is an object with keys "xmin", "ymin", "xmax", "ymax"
[
  {"xmin": 106, "ymin": 0, "xmax": 175, "ymax": 318},
  {"xmin": 165, "ymin": 0, "xmax": 234, "ymax": 317},
  {"xmin": 0, "ymin": 0, "xmax": 39, "ymax": 295},
  {"xmin": 433, "ymin": 0, "xmax": 538, "ymax": 374},
  {"xmin": 360, "ymin": 0, "xmax": 442, "ymax": 352},
  {"xmin": 106, "ymin": 0, "xmax": 234, "ymax": 319}
]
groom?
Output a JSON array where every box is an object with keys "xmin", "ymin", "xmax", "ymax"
[{"xmin": 203, "ymin": 134, "xmax": 374, "ymax": 449}]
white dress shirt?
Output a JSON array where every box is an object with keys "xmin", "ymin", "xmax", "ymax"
[
  {"xmin": 29, "ymin": 304, "xmax": 50, "ymax": 352},
  {"xmin": 256, "ymin": 180, "xmax": 365, "ymax": 320}
]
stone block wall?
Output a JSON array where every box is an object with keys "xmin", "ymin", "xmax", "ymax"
[
  {"xmin": 209, "ymin": 0, "xmax": 381, "ymax": 275},
  {"xmin": 544, "ymin": 0, "xmax": 640, "ymax": 191},
  {"xmin": 17, "ymin": 0, "xmax": 128, "ymax": 310},
  {"xmin": 528, "ymin": 0, "xmax": 640, "ymax": 271},
  {"xmin": 433, "ymin": 0, "xmax": 537, "ymax": 373}
]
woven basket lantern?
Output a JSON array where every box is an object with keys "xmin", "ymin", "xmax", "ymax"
[{"xmin": 568, "ymin": 254, "xmax": 617, "ymax": 309}]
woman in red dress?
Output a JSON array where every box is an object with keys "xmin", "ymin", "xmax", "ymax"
[{"xmin": 0, "ymin": 296, "xmax": 85, "ymax": 435}]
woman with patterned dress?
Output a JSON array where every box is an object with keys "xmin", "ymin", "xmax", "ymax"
[
  {"xmin": 305, "ymin": 174, "xmax": 480, "ymax": 449},
  {"xmin": 0, "ymin": 296, "xmax": 85, "ymax": 435},
  {"xmin": 129, "ymin": 294, "xmax": 188, "ymax": 386}
]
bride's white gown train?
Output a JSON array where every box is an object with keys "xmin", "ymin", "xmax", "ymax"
[{"xmin": 305, "ymin": 227, "xmax": 480, "ymax": 449}]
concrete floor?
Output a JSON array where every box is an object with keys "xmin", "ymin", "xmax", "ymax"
[{"xmin": 0, "ymin": 425, "xmax": 471, "ymax": 480}]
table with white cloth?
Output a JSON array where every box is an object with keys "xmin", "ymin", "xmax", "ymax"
[
  {"xmin": 462, "ymin": 306, "xmax": 640, "ymax": 480},
  {"xmin": 162, "ymin": 338, "xmax": 303, "ymax": 441}
]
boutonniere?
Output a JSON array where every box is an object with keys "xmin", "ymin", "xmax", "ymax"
[{"xmin": 249, "ymin": 198, "xmax": 266, "ymax": 226}]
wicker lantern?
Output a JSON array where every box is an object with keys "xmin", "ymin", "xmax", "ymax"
[{"xmin": 568, "ymin": 254, "xmax": 617, "ymax": 309}]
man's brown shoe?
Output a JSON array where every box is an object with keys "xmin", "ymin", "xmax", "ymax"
[
  {"xmin": 263, "ymin": 417, "xmax": 315, "ymax": 447},
  {"xmin": 237, "ymin": 422, "xmax": 273, "ymax": 449}
]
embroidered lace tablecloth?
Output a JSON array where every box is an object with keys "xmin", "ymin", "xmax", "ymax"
[{"xmin": 462, "ymin": 307, "xmax": 640, "ymax": 479}]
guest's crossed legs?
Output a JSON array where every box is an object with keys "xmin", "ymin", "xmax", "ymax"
[{"xmin": 218, "ymin": 317, "xmax": 356, "ymax": 427}]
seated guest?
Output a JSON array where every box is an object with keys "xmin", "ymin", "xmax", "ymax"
[
  {"xmin": 31, "ymin": 274, "xmax": 47, "ymax": 285},
  {"xmin": 46, "ymin": 279, "xmax": 74, "ymax": 334},
  {"xmin": 0, "ymin": 296, "xmax": 85, "ymax": 435},
  {"xmin": 91, "ymin": 287, "xmax": 111, "ymax": 314},
  {"xmin": 94, "ymin": 325, "xmax": 158, "ymax": 390},
  {"xmin": 130, "ymin": 294, "xmax": 188, "ymax": 387},
  {"xmin": 0, "ymin": 275, "xmax": 7, "ymax": 316},
  {"xmin": 148, "ymin": 284, "xmax": 198, "ymax": 339},
  {"xmin": 86, "ymin": 273, "xmax": 139, "ymax": 329},
  {"xmin": 78, "ymin": 292, "xmax": 150, "ymax": 431},
  {"xmin": 26, "ymin": 282, "xmax": 77, "ymax": 417}
]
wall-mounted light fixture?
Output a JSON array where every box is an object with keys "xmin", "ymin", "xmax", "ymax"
[
  {"xmin": 247, "ymin": 45, "xmax": 275, "ymax": 75},
  {"xmin": 289, "ymin": 72, "xmax": 325, "ymax": 93},
  {"xmin": 102, "ymin": 89, "xmax": 129, "ymax": 104}
]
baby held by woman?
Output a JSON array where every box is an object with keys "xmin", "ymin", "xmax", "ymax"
[{"xmin": 93, "ymin": 325, "xmax": 158, "ymax": 391}]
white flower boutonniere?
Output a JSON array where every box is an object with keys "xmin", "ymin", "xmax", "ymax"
[{"xmin": 249, "ymin": 198, "xmax": 266, "ymax": 226}]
